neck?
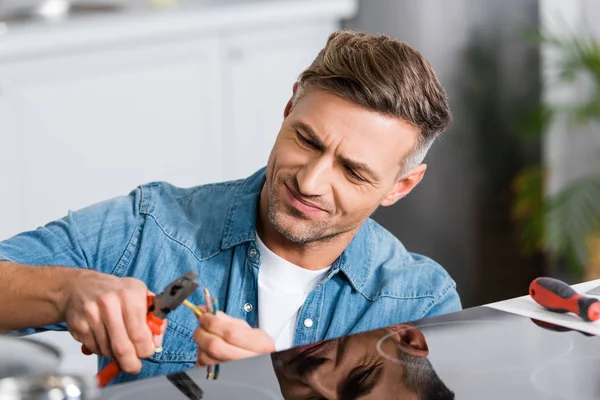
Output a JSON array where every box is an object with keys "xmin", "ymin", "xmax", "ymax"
[{"xmin": 257, "ymin": 188, "xmax": 356, "ymax": 271}]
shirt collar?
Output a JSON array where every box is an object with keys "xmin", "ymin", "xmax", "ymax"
[
  {"xmin": 333, "ymin": 220, "xmax": 374, "ymax": 293},
  {"xmin": 221, "ymin": 168, "xmax": 266, "ymax": 250}
]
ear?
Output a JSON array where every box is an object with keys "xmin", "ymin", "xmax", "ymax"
[
  {"xmin": 386, "ymin": 324, "xmax": 429, "ymax": 357},
  {"xmin": 284, "ymin": 82, "xmax": 300, "ymax": 118},
  {"xmin": 380, "ymin": 164, "xmax": 427, "ymax": 207}
]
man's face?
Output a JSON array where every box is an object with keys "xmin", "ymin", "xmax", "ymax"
[
  {"xmin": 271, "ymin": 325, "xmax": 427, "ymax": 399},
  {"xmin": 264, "ymin": 87, "xmax": 422, "ymax": 244}
]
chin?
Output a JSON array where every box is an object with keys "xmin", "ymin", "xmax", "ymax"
[{"xmin": 270, "ymin": 214, "xmax": 312, "ymax": 244}]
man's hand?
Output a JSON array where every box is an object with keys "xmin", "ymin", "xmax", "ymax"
[
  {"xmin": 194, "ymin": 311, "xmax": 275, "ymax": 366},
  {"xmin": 64, "ymin": 270, "xmax": 165, "ymax": 374}
]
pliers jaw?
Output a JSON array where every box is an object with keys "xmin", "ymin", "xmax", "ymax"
[{"xmin": 151, "ymin": 271, "xmax": 200, "ymax": 319}]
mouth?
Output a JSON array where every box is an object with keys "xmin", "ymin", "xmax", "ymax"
[{"xmin": 284, "ymin": 184, "xmax": 328, "ymax": 215}]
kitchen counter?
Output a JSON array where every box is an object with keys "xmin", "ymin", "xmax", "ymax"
[
  {"xmin": 98, "ymin": 305, "xmax": 600, "ymax": 399},
  {"xmin": 0, "ymin": 0, "xmax": 357, "ymax": 60}
]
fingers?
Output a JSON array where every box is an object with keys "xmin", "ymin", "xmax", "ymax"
[
  {"xmin": 99, "ymin": 296, "xmax": 143, "ymax": 374},
  {"xmin": 194, "ymin": 312, "xmax": 275, "ymax": 365},
  {"xmin": 68, "ymin": 308, "xmax": 107, "ymax": 358},
  {"xmin": 196, "ymin": 350, "xmax": 222, "ymax": 367},
  {"xmin": 65, "ymin": 273, "xmax": 157, "ymax": 375},
  {"xmin": 69, "ymin": 318, "xmax": 101, "ymax": 356},
  {"xmin": 200, "ymin": 312, "xmax": 274, "ymax": 353},
  {"xmin": 82, "ymin": 301, "xmax": 113, "ymax": 358},
  {"xmin": 194, "ymin": 326, "xmax": 259, "ymax": 364},
  {"xmin": 120, "ymin": 281, "xmax": 155, "ymax": 359}
]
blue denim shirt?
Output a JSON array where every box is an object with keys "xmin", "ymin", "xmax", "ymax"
[{"xmin": 0, "ymin": 168, "xmax": 461, "ymax": 384}]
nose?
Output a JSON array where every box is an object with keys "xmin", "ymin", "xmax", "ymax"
[{"xmin": 297, "ymin": 157, "xmax": 331, "ymax": 197}]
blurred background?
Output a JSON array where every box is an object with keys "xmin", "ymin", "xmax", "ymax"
[{"xmin": 1, "ymin": 0, "xmax": 599, "ymax": 374}]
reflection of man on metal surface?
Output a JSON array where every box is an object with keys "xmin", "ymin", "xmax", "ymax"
[{"xmin": 272, "ymin": 324, "xmax": 454, "ymax": 400}]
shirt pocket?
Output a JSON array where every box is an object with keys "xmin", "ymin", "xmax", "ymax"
[{"xmin": 148, "ymin": 315, "xmax": 198, "ymax": 364}]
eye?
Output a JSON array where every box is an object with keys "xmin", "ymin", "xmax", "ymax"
[
  {"xmin": 344, "ymin": 165, "xmax": 365, "ymax": 182},
  {"xmin": 341, "ymin": 364, "xmax": 383, "ymax": 398},
  {"xmin": 354, "ymin": 369, "xmax": 371, "ymax": 383},
  {"xmin": 297, "ymin": 132, "xmax": 318, "ymax": 149},
  {"xmin": 343, "ymin": 368, "xmax": 372, "ymax": 396}
]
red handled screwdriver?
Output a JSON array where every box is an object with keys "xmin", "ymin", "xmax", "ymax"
[{"xmin": 529, "ymin": 277, "xmax": 600, "ymax": 322}]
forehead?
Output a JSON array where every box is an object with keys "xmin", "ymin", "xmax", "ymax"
[{"xmin": 290, "ymin": 90, "xmax": 419, "ymax": 168}]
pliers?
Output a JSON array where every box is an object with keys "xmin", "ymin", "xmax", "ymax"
[{"xmin": 87, "ymin": 270, "xmax": 199, "ymax": 387}]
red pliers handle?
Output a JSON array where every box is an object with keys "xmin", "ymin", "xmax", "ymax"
[
  {"xmin": 81, "ymin": 295, "xmax": 166, "ymax": 387},
  {"xmin": 80, "ymin": 270, "xmax": 199, "ymax": 387}
]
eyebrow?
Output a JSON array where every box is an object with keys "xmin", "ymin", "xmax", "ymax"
[{"xmin": 292, "ymin": 121, "xmax": 378, "ymax": 181}]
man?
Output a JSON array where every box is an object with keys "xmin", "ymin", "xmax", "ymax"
[
  {"xmin": 0, "ymin": 30, "xmax": 461, "ymax": 384},
  {"xmin": 271, "ymin": 323, "xmax": 454, "ymax": 399}
]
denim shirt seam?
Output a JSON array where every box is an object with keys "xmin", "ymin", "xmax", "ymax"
[
  {"xmin": 361, "ymin": 221, "xmax": 374, "ymax": 288},
  {"xmin": 337, "ymin": 221, "xmax": 374, "ymax": 294},
  {"xmin": 355, "ymin": 233, "xmax": 372, "ymax": 290},
  {"xmin": 139, "ymin": 183, "xmax": 223, "ymax": 261},
  {"xmin": 110, "ymin": 215, "xmax": 145, "ymax": 277},
  {"xmin": 221, "ymin": 185, "xmax": 241, "ymax": 249},
  {"xmin": 109, "ymin": 188, "xmax": 146, "ymax": 277},
  {"xmin": 315, "ymin": 285, "xmax": 325, "ymax": 337},
  {"xmin": 147, "ymin": 354, "xmax": 196, "ymax": 363},
  {"xmin": 166, "ymin": 320, "xmax": 195, "ymax": 340},
  {"xmin": 180, "ymin": 181, "xmax": 244, "ymax": 196},
  {"xmin": 240, "ymin": 257, "xmax": 252, "ymax": 324},
  {"xmin": 364, "ymin": 278, "xmax": 454, "ymax": 301},
  {"xmin": 418, "ymin": 282, "xmax": 456, "ymax": 319},
  {"xmin": 142, "ymin": 213, "xmax": 220, "ymax": 262},
  {"xmin": 56, "ymin": 210, "xmax": 90, "ymax": 269},
  {"xmin": 366, "ymin": 293, "xmax": 437, "ymax": 301},
  {"xmin": 221, "ymin": 177, "xmax": 257, "ymax": 250},
  {"xmin": 170, "ymin": 181, "xmax": 246, "ymax": 206}
]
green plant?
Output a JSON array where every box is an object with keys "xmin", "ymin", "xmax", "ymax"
[{"xmin": 512, "ymin": 32, "xmax": 600, "ymax": 277}]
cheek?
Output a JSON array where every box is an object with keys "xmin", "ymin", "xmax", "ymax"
[
  {"xmin": 333, "ymin": 185, "xmax": 382, "ymax": 215},
  {"xmin": 274, "ymin": 140, "xmax": 311, "ymax": 169}
]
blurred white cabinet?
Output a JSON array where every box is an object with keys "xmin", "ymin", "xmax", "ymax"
[
  {"xmin": 0, "ymin": 38, "xmax": 224, "ymax": 238},
  {"xmin": 222, "ymin": 23, "xmax": 335, "ymax": 179},
  {"xmin": 0, "ymin": 82, "xmax": 20, "ymax": 240}
]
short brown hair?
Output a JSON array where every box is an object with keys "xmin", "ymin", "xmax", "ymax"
[{"xmin": 296, "ymin": 30, "xmax": 452, "ymax": 173}]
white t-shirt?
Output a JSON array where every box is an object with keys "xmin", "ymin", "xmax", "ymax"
[{"xmin": 256, "ymin": 233, "xmax": 330, "ymax": 351}]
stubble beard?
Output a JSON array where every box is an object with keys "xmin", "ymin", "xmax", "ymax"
[{"xmin": 266, "ymin": 177, "xmax": 342, "ymax": 245}]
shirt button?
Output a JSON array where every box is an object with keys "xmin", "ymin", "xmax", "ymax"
[
  {"xmin": 243, "ymin": 303, "xmax": 253, "ymax": 313},
  {"xmin": 303, "ymin": 318, "xmax": 314, "ymax": 328},
  {"xmin": 249, "ymin": 249, "xmax": 257, "ymax": 257}
]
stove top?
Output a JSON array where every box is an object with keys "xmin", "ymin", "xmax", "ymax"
[{"xmin": 98, "ymin": 307, "xmax": 600, "ymax": 400}]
